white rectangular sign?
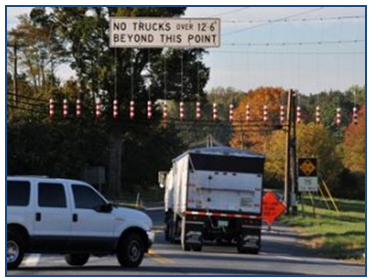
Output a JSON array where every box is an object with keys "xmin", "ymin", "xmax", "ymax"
[
  {"xmin": 298, "ymin": 177, "xmax": 319, "ymax": 192},
  {"xmin": 109, "ymin": 17, "xmax": 220, "ymax": 48}
]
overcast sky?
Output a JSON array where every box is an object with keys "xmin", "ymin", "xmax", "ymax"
[{"xmin": 6, "ymin": 6, "xmax": 366, "ymax": 95}]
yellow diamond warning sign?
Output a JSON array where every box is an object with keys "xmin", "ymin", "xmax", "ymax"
[
  {"xmin": 298, "ymin": 158, "xmax": 318, "ymax": 192},
  {"xmin": 299, "ymin": 159, "xmax": 316, "ymax": 176}
]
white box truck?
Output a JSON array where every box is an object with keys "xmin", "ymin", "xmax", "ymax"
[{"xmin": 159, "ymin": 146, "xmax": 265, "ymax": 253}]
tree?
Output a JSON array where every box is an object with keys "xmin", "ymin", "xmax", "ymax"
[
  {"xmin": 7, "ymin": 117, "xmax": 108, "ymax": 179},
  {"xmin": 230, "ymin": 86, "xmax": 287, "ymax": 151},
  {"xmin": 342, "ymin": 105, "xmax": 365, "ymax": 173},
  {"xmin": 207, "ymin": 86, "xmax": 245, "ymax": 105},
  {"xmin": 28, "ymin": 7, "xmax": 209, "ymax": 196},
  {"xmin": 298, "ymin": 88, "xmax": 361, "ymax": 144},
  {"xmin": 8, "ymin": 11, "xmax": 67, "ymax": 96},
  {"xmin": 264, "ymin": 123, "xmax": 343, "ymax": 191}
]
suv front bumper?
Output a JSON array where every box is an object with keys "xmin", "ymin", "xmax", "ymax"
[{"xmin": 146, "ymin": 229, "xmax": 155, "ymax": 250}]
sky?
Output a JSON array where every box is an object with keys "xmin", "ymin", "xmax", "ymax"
[{"xmin": 6, "ymin": 6, "xmax": 366, "ymax": 95}]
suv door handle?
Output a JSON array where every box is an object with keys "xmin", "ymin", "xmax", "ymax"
[
  {"xmin": 35, "ymin": 213, "xmax": 41, "ymax": 222},
  {"xmin": 72, "ymin": 214, "xmax": 78, "ymax": 222}
]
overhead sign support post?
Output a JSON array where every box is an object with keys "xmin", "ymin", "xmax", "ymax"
[
  {"xmin": 109, "ymin": 18, "xmax": 221, "ymax": 48},
  {"xmin": 108, "ymin": 17, "xmax": 220, "ymax": 200}
]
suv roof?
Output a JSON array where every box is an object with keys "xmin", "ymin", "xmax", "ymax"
[{"xmin": 7, "ymin": 176, "xmax": 89, "ymax": 185}]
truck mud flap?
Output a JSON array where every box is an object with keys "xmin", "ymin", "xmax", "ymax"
[
  {"xmin": 181, "ymin": 217, "xmax": 204, "ymax": 251},
  {"xmin": 237, "ymin": 229, "xmax": 261, "ymax": 254}
]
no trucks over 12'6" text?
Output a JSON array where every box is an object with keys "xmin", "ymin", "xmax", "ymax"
[{"xmin": 109, "ymin": 18, "xmax": 221, "ymax": 48}]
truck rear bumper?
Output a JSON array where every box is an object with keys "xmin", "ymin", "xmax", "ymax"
[{"xmin": 183, "ymin": 210, "xmax": 262, "ymax": 244}]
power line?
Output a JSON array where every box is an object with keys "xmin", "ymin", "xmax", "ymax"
[
  {"xmin": 224, "ymin": 7, "xmax": 325, "ymax": 36},
  {"xmin": 10, "ymin": 99, "xmax": 47, "ymax": 109},
  {"xmin": 208, "ymin": 7, "xmax": 249, "ymax": 17},
  {"xmin": 7, "ymin": 92, "xmax": 49, "ymax": 103},
  {"xmin": 223, "ymin": 39, "xmax": 365, "ymax": 47},
  {"xmin": 7, "ymin": 105, "xmax": 48, "ymax": 115},
  {"xmin": 222, "ymin": 14, "xmax": 365, "ymax": 24},
  {"xmin": 209, "ymin": 50, "xmax": 365, "ymax": 55}
]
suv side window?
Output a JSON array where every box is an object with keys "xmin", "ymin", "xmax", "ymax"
[
  {"xmin": 72, "ymin": 184, "xmax": 106, "ymax": 210},
  {"xmin": 7, "ymin": 181, "xmax": 30, "ymax": 206},
  {"xmin": 38, "ymin": 183, "xmax": 67, "ymax": 208}
]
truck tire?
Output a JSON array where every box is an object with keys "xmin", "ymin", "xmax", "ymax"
[
  {"xmin": 247, "ymin": 248, "xmax": 260, "ymax": 255},
  {"xmin": 192, "ymin": 244, "xmax": 203, "ymax": 252},
  {"xmin": 168, "ymin": 220, "xmax": 176, "ymax": 244},
  {"xmin": 117, "ymin": 234, "xmax": 144, "ymax": 267},
  {"xmin": 237, "ymin": 242, "xmax": 260, "ymax": 254},
  {"xmin": 237, "ymin": 246, "xmax": 260, "ymax": 254},
  {"xmin": 182, "ymin": 242, "xmax": 191, "ymax": 251},
  {"xmin": 65, "ymin": 254, "xmax": 90, "ymax": 266},
  {"xmin": 237, "ymin": 244, "xmax": 249, "ymax": 254},
  {"xmin": 164, "ymin": 222, "xmax": 170, "ymax": 242},
  {"xmin": 7, "ymin": 232, "xmax": 25, "ymax": 270},
  {"xmin": 237, "ymin": 235, "xmax": 249, "ymax": 254},
  {"xmin": 181, "ymin": 232, "xmax": 191, "ymax": 251},
  {"xmin": 180, "ymin": 218, "xmax": 191, "ymax": 251}
]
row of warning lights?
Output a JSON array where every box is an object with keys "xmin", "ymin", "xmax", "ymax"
[{"xmin": 49, "ymin": 99, "xmax": 360, "ymax": 125}]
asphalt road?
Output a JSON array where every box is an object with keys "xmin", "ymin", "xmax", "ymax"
[{"xmin": 7, "ymin": 208, "xmax": 365, "ymax": 276}]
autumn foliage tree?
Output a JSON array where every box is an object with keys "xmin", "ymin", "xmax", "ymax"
[
  {"xmin": 342, "ymin": 105, "xmax": 365, "ymax": 173},
  {"xmin": 230, "ymin": 87, "xmax": 288, "ymax": 151},
  {"xmin": 230, "ymin": 86, "xmax": 355, "ymax": 196}
]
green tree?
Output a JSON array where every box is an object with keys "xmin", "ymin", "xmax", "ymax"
[
  {"xmin": 264, "ymin": 123, "xmax": 343, "ymax": 192},
  {"xmin": 298, "ymin": 86, "xmax": 365, "ymax": 143},
  {"xmin": 8, "ymin": 12, "xmax": 67, "ymax": 96},
  {"xmin": 29, "ymin": 7, "xmax": 209, "ymax": 196}
]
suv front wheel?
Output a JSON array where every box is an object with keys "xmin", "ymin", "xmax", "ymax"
[
  {"xmin": 7, "ymin": 232, "xmax": 25, "ymax": 270},
  {"xmin": 65, "ymin": 254, "xmax": 90, "ymax": 266},
  {"xmin": 117, "ymin": 234, "xmax": 145, "ymax": 268}
]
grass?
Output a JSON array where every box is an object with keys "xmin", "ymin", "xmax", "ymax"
[{"xmin": 281, "ymin": 197, "xmax": 365, "ymax": 261}]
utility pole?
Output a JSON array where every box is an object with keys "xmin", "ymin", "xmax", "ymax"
[
  {"xmin": 7, "ymin": 43, "xmax": 18, "ymax": 104},
  {"xmin": 7, "ymin": 42, "xmax": 25, "ymax": 105},
  {"xmin": 291, "ymin": 90, "xmax": 298, "ymax": 215},
  {"xmin": 284, "ymin": 90, "xmax": 293, "ymax": 214},
  {"xmin": 284, "ymin": 89, "xmax": 299, "ymax": 216}
]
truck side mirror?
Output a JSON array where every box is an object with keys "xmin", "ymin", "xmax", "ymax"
[{"xmin": 158, "ymin": 171, "xmax": 168, "ymax": 188}]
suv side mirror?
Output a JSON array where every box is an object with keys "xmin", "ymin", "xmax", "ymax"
[{"xmin": 95, "ymin": 203, "xmax": 113, "ymax": 213}]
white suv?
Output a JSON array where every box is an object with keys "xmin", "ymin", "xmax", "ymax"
[{"xmin": 7, "ymin": 176, "xmax": 155, "ymax": 269}]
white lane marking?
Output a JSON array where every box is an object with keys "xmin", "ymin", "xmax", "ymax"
[
  {"xmin": 268, "ymin": 254, "xmax": 343, "ymax": 264},
  {"xmin": 22, "ymin": 254, "xmax": 41, "ymax": 267}
]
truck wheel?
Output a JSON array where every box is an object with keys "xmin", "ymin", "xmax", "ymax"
[
  {"xmin": 182, "ymin": 242, "xmax": 191, "ymax": 251},
  {"xmin": 117, "ymin": 234, "xmax": 144, "ymax": 267},
  {"xmin": 192, "ymin": 244, "xmax": 203, "ymax": 252},
  {"xmin": 7, "ymin": 232, "xmax": 25, "ymax": 270},
  {"xmin": 247, "ymin": 248, "xmax": 260, "ymax": 255},
  {"xmin": 65, "ymin": 254, "xmax": 90, "ymax": 266},
  {"xmin": 237, "ymin": 244, "xmax": 260, "ymax": 254},
  {"xmin": 237, "ymin": 245, "xmax": 248, "ymax": 254},
  {"xmin": 180, "ymin": 219, "xmax": 191, "ymax": 251},
  {"xmin": 164, "ymin": 222, "xmax": 170, "ymax": 242},
  {"xmin": 181, "ymin": 229, "xmax": 191, "ymax": 251},
  {"xmin": 237, "ymin": 236, "xmax": 249, "ymax": 254},
  {"xmin": 168, "ymin": 220, "xmax": 176, "ymax": 244}
]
